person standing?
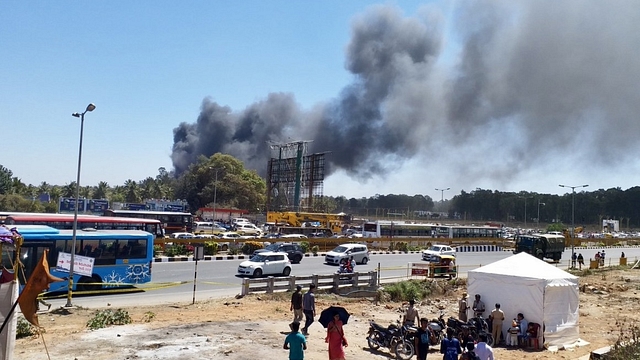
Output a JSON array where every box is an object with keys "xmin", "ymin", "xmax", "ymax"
[
  {"xmin": 302, "ymin": 284, "xmax": 316, "ymax": 335},
  {"xmin": 415, "ymin": 318, "xmax": 431, "ymax": 360},
  {"xmin": 474, "ymin": 333, "xmax": 494, "ymax": 360},
  {"xmin": 472, "ymin": 294, "xmax": 485, "ymax": 318},
  {"xmin": 403, "ymin": 299, "xmax": 420, "ymax": 326},
  {"xmin": 458, "ymin": 293, "xmax": 469, "ymax": 322},
  {"xmin": 440, "ymin": 328, "xmax": 462, "ymax": 360},
  {"xmin": 325, "ymin": 312, "xmax": 348, "ymax": 360},
  {"xmin": 571, "ymin": 252, "xmax": 577, "ymax": 268},
  {"xmin": 284, "ymin": 321, "xmax": 307, "ymax": 360},
  {"xmin": 291, "ymin": 285, "xmax": 303, "ymax": 324},
  {"xmin": 489, "ymin": 303, "xmax": 505, "ymax": 346},
  {"xmin": 577, "ymin": 253, "xmax": 585, "ymax": 270},
  {"xmin": 601, "ymin": 250, "xmax": 606, "ymax": 266}
]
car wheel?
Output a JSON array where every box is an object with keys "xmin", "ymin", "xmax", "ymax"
[
  {"xmin": 294, "ymin": 255, "xmax": 302, "ymax": 264},
  {"xmin": 253, "ymin": 268, "xmax": 263, "ymax": 278},
  {"xmin": 282, "ymin": 267, "xmax": 291, "ymax": 276}
]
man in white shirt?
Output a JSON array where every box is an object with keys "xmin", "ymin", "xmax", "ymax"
[{"xmin": 475, "ymin": 333, "xmax": 494, "ymax": 360}]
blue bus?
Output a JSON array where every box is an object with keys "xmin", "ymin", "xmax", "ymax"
[{"xmin": 1, "ymin": 225, "xmax": 154, "ymax": 292}]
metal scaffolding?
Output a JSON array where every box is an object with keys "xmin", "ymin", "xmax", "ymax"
[{"xmin": 266, "ymin": 140, "xmax": 327, "ymax": 212}]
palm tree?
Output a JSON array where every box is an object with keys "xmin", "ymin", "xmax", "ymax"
[
  {"xmin": 62, "ymin": 182, "xmax": 76, "ymax": 198},
  {"xmin": 94, "ymin": 181, "xmax": 110, "ymax": 199},
  {"xmin": 124, "ymin": 179, "xmax": 141, "ymax": 203}
]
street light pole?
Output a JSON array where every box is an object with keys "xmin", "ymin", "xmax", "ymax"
[
  {"xmin": 67, "ymin": 103, "xmax": 96, "ymax": 307},
  {"xmin": 435, "ymin": 187, "xmax": 450, "ymax": 203},
  {"xmin": 559, "ymin": 184, "xmax": 589, "ymax": 268},
  {"xmin": 537, "ymin": 199, "xmax": 545, "ymax": 231}
]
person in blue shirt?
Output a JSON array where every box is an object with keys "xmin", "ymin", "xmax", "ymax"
[
  {"xmin": 284, "ymin": 321, "xmax": 307, "ymax": 360},
  {"xmin": 440, "ymin": 327, "xmax": 462, "ymax": 360}
]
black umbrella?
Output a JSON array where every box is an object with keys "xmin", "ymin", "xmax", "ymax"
[{"xmin": 319, "ymin": 306, "xmax": 350, "ymax": 328}]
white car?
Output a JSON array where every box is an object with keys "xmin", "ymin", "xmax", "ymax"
[
  {"xmin": 235, "ymin": 223, "xmax": 263, "ymax": 236},
  {"xmin": 237, "ymin": 252, "xmax": 292, "ymax": 277},
  {"xmin": 325, "ymin": 243, "xmax": 369, "ymax": 265},
  {"xmin": 218, "ymin": 232, "xmax": 242, "ymax": 240},
  {"xmin": 169, "ymin": 232, "xmax": 196, "ymax": 239},
  {"xmin": 280, "ymin": 234, "xmax": 308, "ymax": 239},
  {"xmin": 422, "ymin": 244, "xmax": 456, "ymax": 261}
]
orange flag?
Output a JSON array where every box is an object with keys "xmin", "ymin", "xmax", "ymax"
[{"xmin": 18, "ymin": 250, "xmax": 64, "ymax": 326}]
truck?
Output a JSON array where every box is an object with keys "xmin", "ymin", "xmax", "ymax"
[
  {"xmin": 266, "ymin": 211, "xmax": 351, "ymax": 235},
  {"xmin": 513, "ymin": 234, "xmax": 565, "ymax": 261}
]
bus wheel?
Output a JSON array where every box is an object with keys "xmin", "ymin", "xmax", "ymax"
[{"xmin": 77, "ymin": 275, "xmax": 103, "ymax": 293}]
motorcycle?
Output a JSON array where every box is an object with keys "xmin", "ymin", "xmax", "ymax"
[
  {"xmin": 366, "ymin": 320, "xmax": 415, "ymax": 360},
  {"xmin": 446, "ymin": 315, "xmax": 494, "ymax": 347},
  {"xmin": 426, "ymin": 310, "xmax": 446, "ymax": 346}
]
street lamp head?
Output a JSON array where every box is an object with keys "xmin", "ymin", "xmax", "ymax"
[
  {"xmin": 445, "ymin": 187, "xmax": 450, "ymax": 191},
  {"xmin": 86, "ymin": 103, "xmax": 96, "ymax": 112},
  {"xmin": 72, "ymin": 112, "xmax": 81, "ymax": 118}
]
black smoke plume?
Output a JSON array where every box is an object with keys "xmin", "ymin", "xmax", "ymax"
[{"xmin": 172, "ymin": 2, "xmax": 640, "ymax": 186}]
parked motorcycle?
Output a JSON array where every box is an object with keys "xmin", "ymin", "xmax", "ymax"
[
  {"xmin": 366, "ymin": 320, "xmax": 415, "ymax": 360},
  {"xmin": 427, "ymin": 310, "xmax": 446, "ymax": 346},
  {"xmin": 446, "ymin": 315, "xmax": 494, "ymax": 347}
]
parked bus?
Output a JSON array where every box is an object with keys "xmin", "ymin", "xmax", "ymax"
[
  {"xmin": 103, "ymin": 209, "xmax": 193, "ymax": 234},
  {"xmin": 362, "ymin": 221, "xmax": 436, "ymax": 238},
  {"xmin": 1, "ymin": 225, "xmax": 154, "ymax": 292},
  {"xmin": 362, "ymin": 221, "xmax": 502, "ymax": 238},
  {"xmin": 4, "ymin": 214, "xmax": 164, "ymax": 239}
]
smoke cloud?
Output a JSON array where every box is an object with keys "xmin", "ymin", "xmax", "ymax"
[{"xmin": 172, "ymin": 1, "xmax": 640, "ymax": 186}]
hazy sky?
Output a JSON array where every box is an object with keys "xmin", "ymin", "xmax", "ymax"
[{"xmin": 2, "ymin": 1, "xmax": 639, "ymax": 201}]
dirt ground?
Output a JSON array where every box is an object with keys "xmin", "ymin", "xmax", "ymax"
[{"xmin": 12, "ymin": 268, "xmax": 640, "ymax": 360}]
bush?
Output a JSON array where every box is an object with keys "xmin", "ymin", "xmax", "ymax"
[
  {"xmin": 86, "ymin": 309, "xmax": 132, "ymax": 330},
  {"xmin": 299, "ymin": 241, "xmax": 310, "ymax": 253},
  {"xmin": 383, "ymin": 280, "xmax": 432, "ymax": 302},
  {"xmin": 395, "ymin": 242, "xmax": 409, "ymax": 252},
  {"xmin": 242, "ymin": 241, "xmax": 264, "ymax": 255},
  {"xmin": 164, "ymin": 244, "xmax": 188, "ymax": 257},
  {"xmin": 608, "ymin": 323, "xmax": 640, "ymax": 359},
  {"xmin": 311, "ymin": 245, "xmax": 319, "ymax": 255},
  {"xmin": 16, "ymin": 316, "xmax": 36, "ymax": 338},
  {"xmin": 204, "ymin": 241, "xmax": 219, "ymax": 255},
  {"xmin": 153, "ymin": 245, "xmax": 163, "ymax": 257}
]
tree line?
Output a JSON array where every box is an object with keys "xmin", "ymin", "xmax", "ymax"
[{"xmin": 1, "ymin": 159, "xmax": 639, "ymax": 229}]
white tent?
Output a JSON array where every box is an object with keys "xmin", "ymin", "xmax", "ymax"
[{"xmin": 467, "ymin": 252, "xmax": 579, "ymax": 347}]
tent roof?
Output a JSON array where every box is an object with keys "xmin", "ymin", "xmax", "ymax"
[{"xmin": 469, "ymin": 252, "xmax": 578, "ymax": 280}]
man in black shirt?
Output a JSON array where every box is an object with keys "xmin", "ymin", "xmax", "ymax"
[
  {"xmin": 415, "ymin": 318, "xmax": 431, "ymax": 360},
  {"xmin": 290, "ymin": 285, "xmax": 303, "ymax": 324}
]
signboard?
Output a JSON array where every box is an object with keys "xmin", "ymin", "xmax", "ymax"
[
  {"xmin": 127, "ymin": 203, "xmax": 148, "ymax": 211},
  {"xmin": 411, "ymin": 268, "xmax": 428, "ymax": 276},
  {"xmin": 56, "ymin": 252, "xmax": 95, "ymax": 277},
  {"xmin": 59, "ymin": 198, "xmax": 87, "ymax": 213},
  {"xmin": 165, "ymin": 204, "xmax": 186, "ymax": 212},
  {"xmin": 87, "ymin": 199, "xmax": 109, "ymax": 213}
]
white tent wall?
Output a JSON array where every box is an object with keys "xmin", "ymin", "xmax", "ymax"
[
  {"xmin": 543, "ymin": 282, "xmax": 580, "ymax": 346},
  {"xmin": 467, "ymin": 253, "xmax": 580, "ymax": 348},
  {"xmin": 467, "ymin": 273, "xmax": 545, "ymax": 345},
  {"xmin": 0, "ymin": 281, "xmax": 18, "ymax": 360}
]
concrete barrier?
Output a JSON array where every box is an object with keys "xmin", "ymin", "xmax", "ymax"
[{"xmin": 455, "ymin": 245, "xmax": 503, "ymax": 253}]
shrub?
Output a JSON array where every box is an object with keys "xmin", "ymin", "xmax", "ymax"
[
  {"xmin": 86, "ymin": 309, "xmax": 132, "ymax": 330},
  {"xmin": 608, "ymin": 323, "xmax": 640, "ymax": 359},
  {"xmin": 395, "ymin": 242, "xmax": 409, "ymax": 252},
  {"xmin": 311, "ymin": 245, "xmax": 319, "ymax": 255},
  {"xmin": 142, "ymin": 311, "xmax": 156, "ymax": 323},
  {"xmin": 16, "ymin": 317, "xmax": 36, "ymax": 338},
  {"xmin": 153, "ymin": 245, "xmax": 163, "ymax": 257},
  {"xmin": 383, "ymin": 280, "xmax": 432, "ymax": 302},
  {"xmin": 299, "ymin": 241, "xmax": 310, "ymax": 253},
  {"xmin": 204, "ymin": 241, "xmax": 219, "ymax": 255},
  {"xmin": 242, "ymin": 241, "xmax": 264, "ymax": 255}
]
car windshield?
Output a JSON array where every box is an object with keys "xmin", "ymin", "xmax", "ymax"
[
  {"xmin": 331, "ymin": 246, "xmax": 349, "ymax": 253},
  {"xmin": 251, "ymin": 254, "xmax": 267, "ymax": 262},
  {"xmin": 265, "ymin": 244, "xmax": 280, "ymax": 251},
  {"xmin": 428, "ymin": 246, "xmax": 443, "ymax": 251}
]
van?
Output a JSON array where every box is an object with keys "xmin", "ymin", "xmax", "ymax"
[
  {"xmin": 325, "ymin": 243, "xmax": 370, "ymax": 265},
  {"xmin": 235, "ymin": 223, "xmax": 262, "ymax": 236},
  {"xmin": 232, "ymin": 217, "xmax": 251, "ymax": 225},
  {"xmin": 194, "ymin": 221, "xmax": 226, "ymax": 235}
]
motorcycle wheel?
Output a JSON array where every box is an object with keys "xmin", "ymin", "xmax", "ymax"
[
  {"xmin": 486, "ymin": 333, "xmax": 494, "ymax": 347},
  {"xmin": 394, "ymin": 340, "xmax": 415, "ymax": 360},
  {"xmin": 367, "ymin": 332, "xmax": 382, "ymax": 350}
]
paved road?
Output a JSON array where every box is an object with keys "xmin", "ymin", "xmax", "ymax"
[{"xmin": 45, "ymin": 247, "xmax": 640, "ymax": 309}]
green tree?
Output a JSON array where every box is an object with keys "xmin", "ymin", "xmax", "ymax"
[
  {"xmin": 0, "ymin": 165, "xmax": 12, "ymax": 194},
  {"xmin": 94, "ymin": 181, "xmax": 110, "ymax": 199},
  {"xmin": 124, "ymin": 179, "xmax": 141, "ymax": 203}
]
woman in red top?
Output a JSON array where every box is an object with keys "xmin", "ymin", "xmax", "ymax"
[{"xmin": 325, "ymin": 313, "xmax": 348, "ymax": 360}]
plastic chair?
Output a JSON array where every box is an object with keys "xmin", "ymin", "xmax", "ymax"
[{"xmin": 527, "ymin": 323, "xmax": 541, "ymax": 349}]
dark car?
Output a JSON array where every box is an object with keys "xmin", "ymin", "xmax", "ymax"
[{"xmin": 253, "ymin": 242, "xmax": 305, "ymax": 264}]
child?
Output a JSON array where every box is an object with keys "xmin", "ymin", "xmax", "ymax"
[{"xmin": 284, "ymin": 321, "xmax": 307, "ymax": 360}]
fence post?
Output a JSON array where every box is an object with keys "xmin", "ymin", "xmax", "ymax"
[
  {"xmin": 333, "ymin": 273, "xmax": 340, "ymax": 293},
  {"xmin": 267, "ymin": 276, "xmax": 275, "ymax": 294},
  {"xmin": 352, "ymin": 272, "xmax": 360, "ymax": 289},
  {"xmin": 369, "ymin": 271, "xmax": 377, "ymax": 288},
  {"xmin": 289, "ymin": 276, "xmax": 297, "ymax": 291},
  {"xmin": 312, "ymin": 274, "xmax": 319, "ymax": 289},
  {"xmin": 241, "ymin": 278, "xmax": 250, "ymax": 296}
]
